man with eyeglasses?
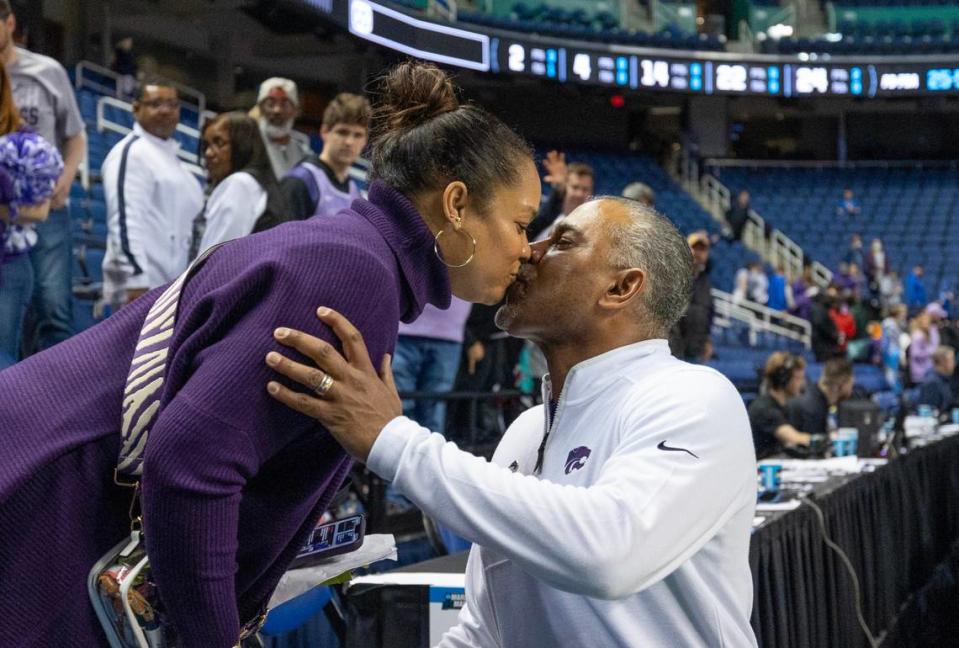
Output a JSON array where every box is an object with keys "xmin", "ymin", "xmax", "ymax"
[
  {"xmin": 101, "ymin": 78, "xmax": 203, "ymax": 307},
  {"xmin": 255, "ymin": 77, "xmax": 308, "ymax": 179}
]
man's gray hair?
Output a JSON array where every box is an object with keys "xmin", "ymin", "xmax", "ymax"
[{"xmin": 600, "ymin": 196, "xmax": 693, "ymax": 335}]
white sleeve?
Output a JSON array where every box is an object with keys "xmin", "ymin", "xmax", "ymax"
[
  {"xmin": 103, "ymin": 142, "xmax": 153, "ymax": 290},
  {"xmin": 368, "ymin": 371, "xmax": 755, "ymax": 600},
  {"xmin": 198, "ymin": 172, "xmax": 266, "ymax": 251}
]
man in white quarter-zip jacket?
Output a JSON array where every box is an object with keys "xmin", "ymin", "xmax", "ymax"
[
  {"xmin": 101, "ymin": 79, "xmax": 204, "ymax": 308},
  {"xmin": 265, "ymin": 197, "xmax": 759, "ymax": 647}
]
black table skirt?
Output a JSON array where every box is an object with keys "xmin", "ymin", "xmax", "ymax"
[{"xmin": 750, "ymin": 434, "xmax": 959, "ymax": 648}]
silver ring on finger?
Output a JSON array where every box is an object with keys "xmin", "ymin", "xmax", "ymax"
[{"xmin": 311, "ymin": 371, "xmax": 335, "ymax": 398}]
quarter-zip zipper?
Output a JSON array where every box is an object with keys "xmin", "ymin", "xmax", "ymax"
[{"xmin": 534, "ymin": 374, "xmax": 571, "ymax": 475}]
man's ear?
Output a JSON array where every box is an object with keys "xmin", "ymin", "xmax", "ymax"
[
  {"xmin": 600, "ymin": 268, "xmax": 645, "ymax": 311},
  {"xmin": 441, "ymin": 181, "xmax": 469, "ymax": 229}
]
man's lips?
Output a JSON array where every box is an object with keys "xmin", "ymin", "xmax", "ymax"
[{"xmin": 506, "ymin": 271, "xmax": 533, "ymax": 302}]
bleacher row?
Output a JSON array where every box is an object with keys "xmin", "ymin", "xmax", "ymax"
[
  {"xmin": 764, "ymin": 32, "xmax": 959, "ymax": 54},
  {"xmin": 711, "ymin": 164, "xmax": 959, "ymax": 299},
  {"xmin": 710, "ymin": 320, "xmax": 887, "ymax": 398}
]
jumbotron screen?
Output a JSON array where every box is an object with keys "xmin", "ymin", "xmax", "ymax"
[{"xmin": 310, "ymin": 0, "xmax": 959, "ymax": 97}]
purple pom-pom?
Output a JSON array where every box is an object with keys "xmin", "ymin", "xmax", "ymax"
[{"xmin": 0, "ymin": 130, "xmax": 65, "ymax": 220}]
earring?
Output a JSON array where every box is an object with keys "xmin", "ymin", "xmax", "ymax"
[{"xmin": 434, "ymin": 227, "xmax": 477, "ymax": 268}]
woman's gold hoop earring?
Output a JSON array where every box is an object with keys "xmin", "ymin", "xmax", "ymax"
[{"xmin": 434, "ymin": 228, "xmax": 477, "ymax": 268}]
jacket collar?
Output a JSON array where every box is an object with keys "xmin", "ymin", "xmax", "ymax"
[
  {"xmin": 541, "ymin": 338, "xmax": 672, "ymax": 407},
  {"xmin": 133, "ymin": 123, "xmax": 182, "ymax": 157},
  {"xmin": 352, "ymin": 181, "xmax": 451, "ymax": 323}
]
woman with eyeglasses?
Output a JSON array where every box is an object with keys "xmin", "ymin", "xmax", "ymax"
[
  {"xmin": 0, "ymin": 61, "xmax": 540, "ymax": 646},
  {"xmin": 190, "ymin": 112, "xmax": 277, "ymax": 258}
]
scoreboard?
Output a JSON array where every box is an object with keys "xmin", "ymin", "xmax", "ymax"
[
  {"xmin": 317, "ymin": 0, "xmax": 959, "ymax": 98},
  {"xmin": 490, "ymin": 44, "xmax": 955, "ymax": 98}
]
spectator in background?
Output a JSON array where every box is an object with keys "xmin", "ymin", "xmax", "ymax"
[
  {"xmin": 844, "ymin": 233, "xmax": 865, "ymax": 270},
  {"xmin": 835, "ymin": 262, "xmax": 865, "ymax": 298},
  {"xmin": 787, "ymin": 358, "xmax": 854, "ymax": 436},
  {"xmin": 916, "ymin": 345, "xmax": 956, "ymax": 415},
  {"xmin": 448, "ymin": 301, "xmax": 525, "ymax": 442},
  {"xmin": 938, "ymin": 282, "xmax": 955, "ymax": 320},
  {"xmin": 0, "ymin": 98, "xmax": 63, "ymax": 367},
  {"xmin": 673, "ymin": 230, "xmax": 713, "ymax": 361},
  {"xmin": 880, "ymin": 270, "xmax": 903, "ymax": 310},
  {"xmin": 748, "ymin": 260, "xmax": 769, "ymax": 305},
  {"xmin": 254, "ymin": 77, "xmax": 307, "ymax": 179},
  {"xmin": 101, "ymin": 79, "xmax": 203, "ymax": 308},
  {"xmin": 393, "ymin": 297, "xmax": 472, "ymax": 435},
  {"xmin": 881, "ymin": 304, "xmax": 908, "ymax": 393},
  {"xmin": 262, "ymin": 92, "xmax": 369, "ymax": 227},
  {"xmin": 829, "ymin": 294, "xmax": 856, "ymax": 355},
  {"xmin": 905, "ymin": 264, "xmax": 927, "ymax": 315},
  {"xmin": 621, "ymin": 181, "xmax": 654, "ymax": 207},
  {"xmin": 836, "ymin": 187, "xmax": 860, "ymax": 218},
  {"xmin": 190, "ymin": 112, "xmax": 276, "ymax": 257},
  {"xmin": 724, "ymin": 190, "xmax": 750, "ymax": 241},
  {"xmin": 865, "ymin": 238, "xmax": 888, "ymax": 282},
  {"xmin": 111, "ymin": 36, "xmax": 137, "ymax": 98},
  {"xmin": 766, "ymin": 264, "xmax": 791, "ymax": 312},
  {"xmin": 732, "ymin": 261, "xmax": 749, "ymax": 304},
  {"xmin": 909, "ymin": 308, "xmax": 941, "ymax": 386},
  {"xmin": 527, "ymin": 150, "xmax": 593, "ymax": 242},
  {"xmin": 811, "ymin": 286, "xmax": 841, "ymax": 361},
  {"xmin": 0, "ymin": 0, "xmax": 86, "ymax": 353},
  {"xmin": 748, "ymin": 352, "xmax": 812, "ymax": 458},
  {"xmin": 790, "ymin": 265, "xmax": 818, "ymax": 321}
]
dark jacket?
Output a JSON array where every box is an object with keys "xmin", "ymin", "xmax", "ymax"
[
  {"xmin": 725, "ymin": 205, "xmax": 749, "ymax": 241},
  {"xmin": 678, "ymin": 269, "xmax": 714, "ymax": 359},
  {"xmin": 810, "ymin": 299, "xmax": 840, "ymax": 361}
]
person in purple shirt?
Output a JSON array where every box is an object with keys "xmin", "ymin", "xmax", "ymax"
[{"xmin": 0, "ymin": 61, "xmax": 541, "ymax": 647}]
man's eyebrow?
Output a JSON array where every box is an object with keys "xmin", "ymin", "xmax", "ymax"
[{"xmin": 551, "ymin": 222, "xmax": 581, "ymax": 237}]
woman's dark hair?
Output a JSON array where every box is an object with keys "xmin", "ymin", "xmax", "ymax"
[
  {"xmin": 369, "ymin": 61, "xmax": 532, "ymax": 211},
  {"xmin": 200, "ymin": 111, "xmax": 276, "ymax": 189}
]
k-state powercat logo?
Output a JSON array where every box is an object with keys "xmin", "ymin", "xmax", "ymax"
[{"xmin": 564, "ymin": 446, "xmax": 591, "ymax": 474}]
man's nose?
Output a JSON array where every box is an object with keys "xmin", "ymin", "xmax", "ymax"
[{"xmin": 528, "ymin": 240, "xmax": 548, "ymax": 264}]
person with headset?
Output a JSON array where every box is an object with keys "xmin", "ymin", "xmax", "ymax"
[{"xmin": 748, "ymin": 351, "xmax": 814, "ymax": 458}]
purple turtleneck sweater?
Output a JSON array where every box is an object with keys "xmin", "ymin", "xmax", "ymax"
[{"xmin": 0, "ymin": 182, "xmax": 450, "ymax": 647}]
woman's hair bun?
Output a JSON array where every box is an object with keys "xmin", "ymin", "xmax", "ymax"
[{"xmin": 373, "ymin": 61, "xmax": 460, "ymax": 135}]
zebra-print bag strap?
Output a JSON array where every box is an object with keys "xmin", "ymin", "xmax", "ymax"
[{"xmin": 116, "ymin": 243, "xmax": 223, "ymax": 480}]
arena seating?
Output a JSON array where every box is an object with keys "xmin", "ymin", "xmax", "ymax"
[
  {"xmin": 458, "ymin": 9, "xmax": 727, "ymax": 50},
  {"xmin": 558, "ymin": 148, "xmax": 755, "ymax": 292},
  {"xmin": 761, "ymin": 3, "xmax": 959, "ymax": 53},
  {"xmin": 763, "ymin": 32, "xmax": 959, "ymax": 54},
  {"xmin": 711, "ymin": 164, "xmax": 957, "ymax": 299}
]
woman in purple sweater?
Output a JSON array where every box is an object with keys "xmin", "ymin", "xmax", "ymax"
[{"xmin": 0, "ymin": 62, "xmax": 541, "ymax": 647}]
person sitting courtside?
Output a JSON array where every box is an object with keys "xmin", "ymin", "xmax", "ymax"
[
  {"xmin": 748, "ymin": 352, "xmax": 813, "ymax": 458},
  {"xmin": 786, "ymin": 357, "xmax": 855, "ymax": 436},
  {"xmin": 917, "ymin": 345, "xmax": 956, "ymax": 416}
]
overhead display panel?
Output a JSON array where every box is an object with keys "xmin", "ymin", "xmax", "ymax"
[{"xmin": 317, "ymin": 0, "xmax": 959, "ymax": 97}]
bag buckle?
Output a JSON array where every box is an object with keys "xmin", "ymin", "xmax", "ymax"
[{"xmin": 113, "ymin": 467, "xmax": 139, "ymax": 488}]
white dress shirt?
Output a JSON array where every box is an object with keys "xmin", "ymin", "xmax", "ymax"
[{"xmin": 368, "ymin": 339, "xmax": 758, "ymax": 648}]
